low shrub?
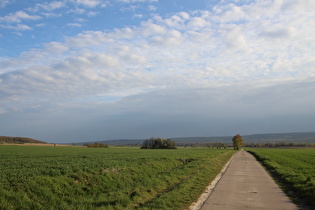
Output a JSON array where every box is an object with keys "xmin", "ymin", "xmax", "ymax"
[{"xmin": 86, "ymin": 143, "xmax": 108, "ymax": 148}]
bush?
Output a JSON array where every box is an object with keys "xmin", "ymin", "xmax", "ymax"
[
  {"xmin": 86, "ymin": 143, "xmax": 108, "ymax": 148},
  {"xmin": 141, "ymin": 137, "xmax": 177, "ymax": 149}
]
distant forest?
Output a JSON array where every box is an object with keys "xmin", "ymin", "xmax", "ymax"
[
  {"xmin": 2, "ymin": 132, "xmax": 315, "ymax": 146},
  {"xmin": 0, "ymin": 136, "xmax": 47, "ymax": 144},
  {"xmin": 75, "ymin": 132, "xmax": 315, "ymax": 146}
]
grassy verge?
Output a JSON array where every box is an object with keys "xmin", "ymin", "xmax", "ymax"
[
  {"xmin": 0, "ymin": 146, "xmax": 236, "ymax": 209},
  {"xmin": 247, "ymin": 148, "xmax": 315, "ymax": 209}
]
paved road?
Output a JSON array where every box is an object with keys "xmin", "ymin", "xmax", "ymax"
[{"xmin": 200, "ymin": 150, "xmax": 298, "ymax": 210}]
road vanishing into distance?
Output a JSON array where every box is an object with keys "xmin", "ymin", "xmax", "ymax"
[{"xmin": 199, "ymin": 150, "xmax": 298, "ymax": 210}]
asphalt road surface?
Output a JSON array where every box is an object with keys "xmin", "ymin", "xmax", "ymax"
[{"xmin": 200, "ymin": 150, "xmax": 298, "ymax": 210}]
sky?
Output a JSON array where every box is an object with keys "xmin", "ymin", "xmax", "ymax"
[{"xmin": 0, "ymin": 0, "xmax": 315, "ymax": 143}]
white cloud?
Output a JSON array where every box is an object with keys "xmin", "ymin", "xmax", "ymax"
[
  {"xmin": 67, "ymin": 8, "xmax": 86, "ymax": 14},
  {"xmin": 2, "ymin": 24, "xmax": 32, "ymax": 31},
  {"xmin": 67, "ymin": 23, "xmax": 82, "ymax": 27},
  {"xmin": 225, "ymin": 4, "xmax": 244, "ymax": 20},
  {"xmin": 40, "ymin": 12, "xmax": 63, "ymax": 18},
  {"xmin": 37, "ymin": 1, "xmax": 66, "ymax": 11},
  {"xmin": 281, "ymin": 0, "xmax": 315, "ymax": 13},
  {"xmin": 141, "ymin": 21, "xmax": 166, "ymax": 37},
  {"xmin": 87, "ymin": 11, "xmax": 99, "ymax": 16},
  {"xmin": 0, "ymin": 0, "xmax": 12, "ymax": 8},
  {"xmin": 133, "ymin": 14, "xmax": 143, "ymax": 18},
  {"xmin": 187, "ymin": 17, "xmax": 208, "ymax": 29},
  {"xmin": 186, "ymin": 30, "xmax": 213, "ymax": 43},
  {"xmin": 0, "ymin": 11, "xmax": 41, "ymax": 23},
  {"xmin": 0, "ymin": 0, "xmax": 159, "ymax": 34},
  {"xmin": 75, "ymin": 18, "xmax": 87, "ymax": 22},
  {"xmin": 148, "ymin": 5, "xmax": 157, "ymax": 11},
  {"xmin": 120, "ymin": 5, "xmax": 140, "ymax": 12},
  {"xmin": 149, "ymin": 29, "xmax": 183, "ymax": 47},
  {"xmin": 44, "ymin": 42, "xmax": 69, "ymax": 53},
  {"xmin": 35, "ymin": 23, "xmax": 46, "ymax": 27},
  {"xmin": 65, "ymin": 31, "xmax": 114, "ymax": 47},
  {"xmin": 178, "ymin": 12, "xmax": 190, "ymax": 20},
  {"xmin": 222, "ymin": 25, "xmax": 249, "ymax": 52},
  {"xmin": 71, "ymin": 0, "xmax": 101, "ymax": 8}
]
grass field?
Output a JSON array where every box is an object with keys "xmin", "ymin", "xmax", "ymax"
[
  {"xmin": 0, "ymin": 145, "xmax": 236, "ymax": 209},
  {"xmin": 247, "ymin": 148, "xmax": 315, "ymax": 208}
]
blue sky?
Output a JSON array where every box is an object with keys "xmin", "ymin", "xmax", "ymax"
[
  {"xmin": 1, "ymin": 0, "xmax": 216, "ymax": 57},
  {"xmin": 1, "ymin": 0, "xmax": 315, "ymax": 143}
]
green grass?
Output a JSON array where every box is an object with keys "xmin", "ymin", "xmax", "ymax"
[
  {"xmin": 0, "ymin": 145, "xmax": 236, "ymax": 209},
  {"xmin": 247, "ymin": 148, "xmax": 315, "ymax": 208}
]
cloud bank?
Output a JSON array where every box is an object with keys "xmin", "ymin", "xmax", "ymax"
[{"xmin": 0, "ymin": 0, "xmax": 314, "ymax": 142}]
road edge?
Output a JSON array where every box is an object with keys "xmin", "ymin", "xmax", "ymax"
[{"xmin": 189, "ymin": 151, "xmax": 239, "ymax": 210}]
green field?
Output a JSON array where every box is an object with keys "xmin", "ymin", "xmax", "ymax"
[
  {"xmin": 247, "ymin": 148, "xmax": 315, "ymax": 208},
  {"xmin": 0, "ymin": 145, "xmax": 236, "ymax": 209}
]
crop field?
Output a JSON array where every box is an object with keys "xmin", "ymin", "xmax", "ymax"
[
  {"xmin": 247, "ymin": 148, "xmax": 315, "ymax": 208},
  {"xmin": 0, "ymin": 145, "xmax": 236, "ymax": 209}
]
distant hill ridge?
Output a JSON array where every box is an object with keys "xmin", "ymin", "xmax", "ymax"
[
  {"xmin": 0, "ymin": 136, "xmax": 47, "ymax": 144},
  {"xmin": 76, "ymin": 132, "xmax": 315, "ymax": 146}
]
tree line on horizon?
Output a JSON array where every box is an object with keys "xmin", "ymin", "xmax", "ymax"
[
  {"xmin": 245, "ymin": 142, "xmax": 315, "ymax": 147},
  {"xmin": 140, "ymin": 135, "xmax": 244, "ymax": 150},
  {"xmin": 139, "ymin": 135, "xmax": 242, "ymax": 149}
]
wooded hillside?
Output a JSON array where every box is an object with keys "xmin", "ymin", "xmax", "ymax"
[{"xmin": 0, "ymin": 136, "xmax": 47, "ymax": 144}]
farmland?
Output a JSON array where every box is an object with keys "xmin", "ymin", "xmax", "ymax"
[
  {"xmin": 247, "ymin": 148, "xmax": 315, "ymax": 208},
  {"xmin": 0, "ymin": 145, "xmax": 236, "ymax": 209}
]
